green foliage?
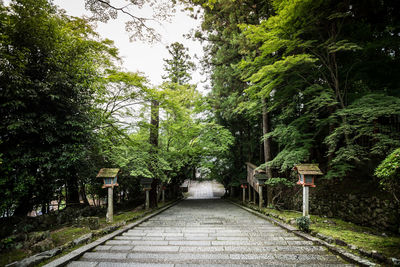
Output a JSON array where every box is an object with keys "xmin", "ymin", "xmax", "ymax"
[
  {"xmin": 0, "ymin": 0, "xmax": 118, "ymax": 215},
  {"xmin": 233, "ymin": 0, "xmax": 400, "ymax": 183},
  {"xmin": 325, "ymin": 95, "xmax": 400, "ymax": 178},
  {"xmin": 187, "ymin": 0, "xmax": 400, "ymax": 202},
  {"xmin": 162, "ymin": 42, "xmax": 195, "ymax": 85},
  {"xmin": 296, "ymin": 216, "xmax": 311, "ymax": 233},
  {"xmin": 375, "ymin": 148, "xmax": 400, "ymax": 203},
  {"xmin": 187, "ymin": 0, "xmax": 274, "ymax": 187},
  {"xmin": 264, "ymin": 177, "xmax": 294, "ymax": 187}
]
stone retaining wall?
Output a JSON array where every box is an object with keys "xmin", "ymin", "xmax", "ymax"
[
  {"xmin": 309, "ymin": 194, "xmax": 399, "ymax": 233},
  {"xmin": 287, "ymin": 188, "xmax": 400, "ymax": 233}
]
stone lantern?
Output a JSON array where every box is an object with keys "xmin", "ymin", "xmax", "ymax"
[
  {"xmin": 293, "ymin": 164, "xmax": 323, "ymax": 217},
  {"xmin": 240, "ymin": 181, "xmax": 248, "ymax": 204},
  {"xmin": 98, "ymin": 168, "xmax": 120, "ymax": 188},
  {"xmin": 97, "ymin": 168, "xmax": 120, "ymax": 223},
  {"xmin": 140, "ymin": 178, "xmax": 153, "ymax": 210}
]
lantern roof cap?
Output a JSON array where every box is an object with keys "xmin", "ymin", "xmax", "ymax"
[
  {"xmin": 97, "ymin": 168, "xmax": 120, "ymax": 178},
  {"xmin": 293, "ymin": 164, "xmax": 323, "ymax": 175}
]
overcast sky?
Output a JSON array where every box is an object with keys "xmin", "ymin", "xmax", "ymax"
[{"xmin": 52, "ymin": 0, "xmax": 207, "ymax": 91}]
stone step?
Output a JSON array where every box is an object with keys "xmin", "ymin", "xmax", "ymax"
[
  {"xmin": 93, "ymin": 245, "xmax": 329, "ymax": 254},
  {"xmin": 104, "ymin": 239, "xmax": 314, "ymax": 246},
  {"xmin": 74, "ymin": 251, "xmax": 342, "ymax": 265},
  {"xmin": 69, "ymin": 261, "xmax": 352, "ymax": 267},
  {"xmin": 116, "ymin": 235, "xmax": 304, "ymax": 241},
  {"xmin": 126, "ymin": 229, "xmax": 290, "ymax": 234},
  {"xmin": 67, "ymin": 199, "xmax": 350, "ymax": 266}
]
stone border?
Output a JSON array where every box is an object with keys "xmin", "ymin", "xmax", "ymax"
[
  {"xmin": 228, "ymin": 200, "xmax": 377, "ymax": 267},
  {"xmin": 42, "ymin": 199, "xmax": 182, "ymax": 267}
]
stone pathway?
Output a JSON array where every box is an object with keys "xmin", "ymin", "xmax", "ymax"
[{"xmin": 68, "ymin": 181, "xmax": 351, "ymax": 266}]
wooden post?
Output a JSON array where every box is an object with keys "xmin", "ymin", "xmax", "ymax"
[
  {"xmin": 145, "ymin": 189, "xmax": 150, "ymax": 210},
  {"xmin": 242, "ymin": 187, "xmax": 245, "ymax": 204},
  {"xmin": 258, "ymin": 185, "xmax": 263, "ymax": 208},
  {"xmin": 106, "ymin": 187, "xmax": 113, "ymax": 223},
  {"xmin": 162, "ymin": 189, "xmax": 165, "ymax": 203},
  {"xmin": 302, "ymin": 186, "xmax": 309, "ymax": 217}
]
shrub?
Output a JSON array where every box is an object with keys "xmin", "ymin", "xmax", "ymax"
[
  {"xmin": 296, "ymin": 216, "xmax": 311, "ymax": 232},
  {"xmin": 375, "ymin": 148, "xmax": 400, "ymax": 203}
]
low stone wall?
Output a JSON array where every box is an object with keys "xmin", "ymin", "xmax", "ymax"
[
  {"xmin": 311, "ymin": 194, "xmax": 399, "ymax": 232},
  {"xmin": 288, "ymin": 189, "xmax": 400, "ymax": 234}
]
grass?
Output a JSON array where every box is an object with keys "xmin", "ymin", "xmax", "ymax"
[
  {"xmin": 234, "ymin": 199, "xmax": 400, "ymax": 260},
  {"xmin": 1, "ymin": 200, "xmax": 175, "ymax": 267},
  {"xmin": 0, "ymin": 248, "xmax": 27, "ymax": 267},
  {"xmin": 51, "ymin": 227, "xmax": 91, "ymax": 247},
  {"xmin": 311, "ymin": 217, "xmax": 400, "ymax": 258}
]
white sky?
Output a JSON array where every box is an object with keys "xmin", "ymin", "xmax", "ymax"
[{"xmin": 52, "ymin": 0, "xmax": 207, "ymax": 91}]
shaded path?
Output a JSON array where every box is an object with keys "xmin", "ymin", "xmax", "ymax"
[{"xmin": 68, "ymin": 181, "xmax": 350, "ymax": 266}]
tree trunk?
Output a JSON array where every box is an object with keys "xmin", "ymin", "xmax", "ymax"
[
  {"xmin": 149, "ymin": 100, "xmax": 159, "ymax": 208},
  {"xmin": 13, "ymin": 194, "xmax": 34, "ymax": 217},
  {"xmin": 150, "ymin": 100, "xmax": 159, "ymax": 149},
  {"xmin": 150, "ymin": 178, "xmax": 159, "ymax": 208},
  {"xmin": 79, "ymin": 181, "xmax": 90, "ymax": 206},
  {"xmin": 66, "ymin": 175, "xmax": 80, "ymax": 207},
  {"xmin": 262, "ymin": 98, "xmax": 273, "ymax": 206}
]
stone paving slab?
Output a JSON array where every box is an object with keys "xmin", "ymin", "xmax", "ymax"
[{"xmin": 68, "ymin": 198, "xmax": 351, "ymax": 266}]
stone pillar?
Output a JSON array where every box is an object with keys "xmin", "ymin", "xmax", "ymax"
[
  {"xmin": 258, "ymin": 185, "xmax": 263, "ymax": 209},
  {"xmin": 303, "ymin": 186, "xmax": 309, "ymax": 217},
  {"xmin": 106, "ymin": 187, "xmax": 113, "ymax": 223},
  {"xmin": 253, "ymin": 188, "xmax": 257, "ymax": 204},
  {"xmin": 242, "ymin": 187, "xmax": 246, "ymax": 204},
  {"xmin": 248, "ymin": 185, "xmax": 251, "ymax": 202},
  {"xmin": 162, "ymin": 189, "xmax": 165, "ymax": 203},
  {"xmin": 145, "ymin": 190, "xmax": 150, "ymax": 210}
]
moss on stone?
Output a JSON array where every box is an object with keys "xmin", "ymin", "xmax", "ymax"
[{"xmin": 236, "ymin": 199, "xmax": 400, "ymax": 260}]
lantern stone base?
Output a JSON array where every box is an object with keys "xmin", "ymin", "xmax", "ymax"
[
  {"xmin": 144, "ymin": 189, "xmax": 150, "ymax": 210},
  {"xmin": 302, "ymin": 186, "xmax": 309, "ymax": 217},
  {"xmin": 106, "ymin": 187, "xmax": 113, "ymax": 223}
]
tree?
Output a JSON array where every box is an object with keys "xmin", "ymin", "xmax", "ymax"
[
  {"xmin": 84, "ymin": 0, "xmax": 176, "ymax": 42},
  {"xmin": 0, "ymin": 0, "xmax": 118, "ymax": 215},
  {"xmin": 375, "ymin": 148, "xmax": 400, "ymax": 203},
  {"xmin": 187, "ymin": 0, "xmax": 400, "ymax": 206},
  {"xmin": 237, "ymin": 0, "xmax": 400, "ymax": 180},
  {"xmin": 184, "ymin": 0, "xmax": 274, "ymax": 191},
  {"xmin": 162, "ymin": 42, "xmax": 195, "ymax": 85}
]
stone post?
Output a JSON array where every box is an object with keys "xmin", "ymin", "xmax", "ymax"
[
  {"xmin": 253, "ymin": 188, "xmax": 257, "ymax": 204},
  {"xmin": 248, "ymin": 185, "xmax": 251, "ymax": 202},
  {"xmin": 302, "ymin": 186, "xmax": 309, "ymax": 217},
  {"xmin": 162, "ymin": 189, "xmax": 165, "ymax": 203},
  {"xmin": 145, "ymin": 189, "xmax": 150, "ymax": 210},
  {"xmin": 258, "ymin": 185, "xmax": 263, "ymax": 208},
  {"xmin": 242, "ymin": 187, "xmax": 246, "ymax": 204},
  {"xmin": 106, "ymin": 187, "xmax": 113, "ymax": 223}
]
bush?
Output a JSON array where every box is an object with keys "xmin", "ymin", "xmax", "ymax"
[
  {"xmin": 296, "ymin": 216, "xmax": 311, "ymax": 232},
  {"xmin": 375, "ymin": 148, "xmax": 400, "ymax": 203}
]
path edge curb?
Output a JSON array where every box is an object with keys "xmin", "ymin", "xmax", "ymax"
[
  {"xmin": 228, "ymin": 200, "xmax": 376, "ymax": 267},
  {"xmin": 43, "ymin": 198, "xmax": 183, "ymax": 267}
]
